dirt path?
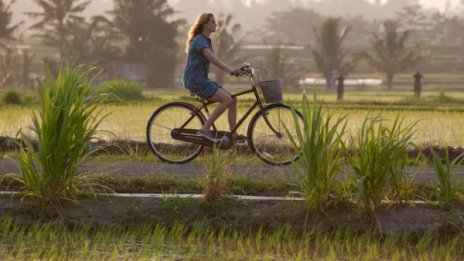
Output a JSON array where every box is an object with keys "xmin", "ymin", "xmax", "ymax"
[{"xmin": 1, "ymin": 159, "xmax": 464, "ymax": 183}]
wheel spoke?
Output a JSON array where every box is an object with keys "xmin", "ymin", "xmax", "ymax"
[
  {"xmin": 152, "ymin": 122, "xmax": 172, "ymax": 131},
  {"xmin": 147, "ymin": 103, "xmax": 204, "ymax": 164},
  {"xmin": 249, "ymin": 105, "xmax": 303, "ymax": 165}
]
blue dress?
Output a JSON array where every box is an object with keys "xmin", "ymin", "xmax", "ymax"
[{"xmin": 183, "ymin": 34, "xmax": 222, "ymax": 99}]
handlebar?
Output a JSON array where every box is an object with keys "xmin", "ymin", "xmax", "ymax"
[{"xmin": 230, "ymin": 62, "xmax": 254, "ymax": 77}]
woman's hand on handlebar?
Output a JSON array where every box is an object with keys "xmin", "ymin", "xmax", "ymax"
[{"xmin": 230, "ymin": 68, "xmax": 245, "ymax": 77}]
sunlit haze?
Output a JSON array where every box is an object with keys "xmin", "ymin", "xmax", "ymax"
[{"xmin": 9, "ymin": 0, "xmax": 463, "ymax": 31}]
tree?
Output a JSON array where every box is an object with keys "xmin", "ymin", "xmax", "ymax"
[
  {"xmin": 27, "ymin": 0, "xmax": 90, "ymax": 62},
  {"xmin": 396, "ymin": 5, "xmax": 464, "ymax": 45},
  {"xmin": 0, "ymin": 49, "xmax": 34, "ymax": 88},
  {"xmin": 359, "ymin": 20, "xmax": 421, "ymax": 90},
  {"xmin": 110, "ymin": 0, "xmax": 183, "ymax": 88},
  {"xmin": 396, "ymin": 5, "xmax": 432, "ymax": 43},
  {"xmin": 265, "ymin": 45, "xmax": 303, "ymax": 90},
  {"xmin": 0, "ymin": 0, "xmax": 21, "ymax": 42},
  {"xmin": 65, "ymin": 16, "xmax": 122, "ymax": 65},
  {"xmin": 267, "ymin": 46, "xmax": 287, "ymax": 82},
  {"xmin": 265, "ymin": 8, "xmax": 323, "ymax": 44},
  {"xmin": 427, "ymin": 13, "xmax": 464, "ymax": 45},
  {"xmin": 311, "ymin": 17, "xmax": 355, "ymax": 89},
  {"xmin": 212, "ymin": 13, "xmax": 243, "ymax": 85},
  {"xmin": 0, "ymin": 0, "xmax": 27, "ymax": 88}
]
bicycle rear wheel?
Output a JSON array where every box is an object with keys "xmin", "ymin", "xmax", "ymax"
[
  {"xmin": 247, "ymin": 104, "xmax": 304, "ymax": 165},
  {"xmin": 146, "ymin": 102, "xmax": 205, "ymax": 163}
]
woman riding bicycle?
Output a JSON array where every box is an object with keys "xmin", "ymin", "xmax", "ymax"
[{"xmin": 183, "ymin": 13, "xmax": 244, "ymax": 142}]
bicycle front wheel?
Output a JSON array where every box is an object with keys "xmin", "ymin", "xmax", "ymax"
[
  {"xmin": 146, "ymin": 102, "xmax": 205, "ymax": 164},
  {"xmin": 247, "ymin": 104, "xmax": 304, "ymax": 165}
]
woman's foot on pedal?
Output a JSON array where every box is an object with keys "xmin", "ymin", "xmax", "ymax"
[{"xmin": 197, "ymin": 129, "xmax": 219, "ymax": 142}]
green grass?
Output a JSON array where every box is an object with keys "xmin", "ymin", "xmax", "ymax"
[
  {"xmin": 0, "ymin": 218, "xmax": 462, "ymax": 260},
  {"xmin": 0, "ymin": 173, "xmax": 296, "ymax": 196},
  {"xmin": 430, "ymin": 147, "xmax": 464, "ymax": 204},
  {"xmin": 98, "ymin": 80, "xmax": 147, "ymax": 103},
  {"xmin": 287, "ymin": 92, "xmax": 347, "ymax": 212},
  {"xmin": 344, "ymin": 113, "xmax": 417, "ymax": 218},
  {"xmin": 4, "ymin": 64, "xmax": 109, "ymax": 209},
  {"xmin": 2, "ymin": 173, "xmax": 462, "ymax": 201},
  {"xmin": 2, "ymin": 90, "xmax": 464, "ymax": 146}
]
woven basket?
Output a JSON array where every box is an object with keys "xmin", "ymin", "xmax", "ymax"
[{"xmin": 258, "ymin": 80, "xmax": 283, "ymax": 104}]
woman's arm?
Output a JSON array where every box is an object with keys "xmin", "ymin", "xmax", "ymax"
[{"xmin": 201, "ymin": 48, "xmax": 234, "ymax": 74}]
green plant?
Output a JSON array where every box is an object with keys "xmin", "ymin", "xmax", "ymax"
[
  {"xmin": 386, "ymin": 116, "xmax": 419, "ymax": 203},
  {"xmin": 2, "ymin": 89, "xmax": 22, "ymax": 105},
  {"xmin": 430, "ymin": 147, "xmax": 464, "ymax": 204},
  {"xmin": 202, "ymin": 145, "xmax": 229, "ymax": 202},
  {"xmin": 128, "ymin": 202, "xmax": 153, "ymax": 223},
  {"xmin": 0, "ymin": 218, "xmax": 463, "ymax": 260},
  {"xmin": 286, "ymin": 92, "xmax": 347, "ymax": 213},
  {"xmin": 6, "ymin": 64, "xmax": 109, "ymax": 209},
  {"xmin": 344, "ymin": 113, "xmax": 416, "ymax": 219},
  {"xmin": 99, "ymin": 80, "xmax": 145, "ymax": 102},
  {"xmin": 437, "ymin": 90, "xmax": 454, "ymax": 103},
  {"xmin": 159, "ymin": 197, "xmax": 196, "ymax": 216}
]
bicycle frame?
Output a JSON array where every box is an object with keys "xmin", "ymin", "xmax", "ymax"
[
  {"xmin": 178, "ymin": 70, "xmax": 281, "ymax": 137},
  {"xmin": 147, "ymin": 64, "xmax": 303, "ymax": 164}
]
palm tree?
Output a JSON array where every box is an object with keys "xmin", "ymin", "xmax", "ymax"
[
  {"xmin": 26, "ymin": 0, "xmax": 90, "ymax": 61},
  {"xmin": 212, "ymin": 13, "xmax": 243, "ymax": 85},
  {"xmin": 110, "ymin": 0, "xmax": 182, "ymax": 88},
  {"xmin": 0, "ymin": 0, "xmax": 25, "ymax": 87},
  {"xmin": 267, "ymin": 45, "xmax": 288, "ymax": 82},
  {"xmin": 65, "ymin": 16, "xmax": 121, "ymax": 64},
  {"xmin": 265, "ymin": 8, "xmax": 323, "ymax": 44},
  {"xmin": 265, "ymin": 45, "xmax": 303, "ymax": 90},
  {"xmin": 359, "ymin": 20, "xmax": 421, "ymax": 90},
  {"xmin": 311, "ymin": 17, "xmax": 355, "ymax": 89},
  {"xmin": 0, "ymin": 0, "xmax": 22, "ymax": 45}
]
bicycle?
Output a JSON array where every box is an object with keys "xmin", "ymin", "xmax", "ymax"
[{"xmin": 146, "ymin": 63, "xmax": 304, "ymax": 165}]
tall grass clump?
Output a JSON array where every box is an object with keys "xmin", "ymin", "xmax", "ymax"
[
  {"xmin": 6, "ymin": 64, "xmax": 109, "ymax": 209},
  {"xmin": 385, "ymin": 115, "xmax": 419, "ymax": 203},
  {"xmin": 344, "ymin": 113, "xmax": 416, "ymax": 220},
  {"xmin": 430, "ymin": 147, "xmax": 464, "ymax": 204},
  {"xmin": 99, "ymin": 80, "xmax": 145, "ymax": 103},
  {"xmin": 286, "ymin": 93, "xmax": 347, "ymax": 213},
  {"xmin": 202, "ymin": 145, "xmax": 229, "ymax": 203}
]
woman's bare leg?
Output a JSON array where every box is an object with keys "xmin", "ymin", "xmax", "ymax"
[
  {"xmin": 200, "ymin": 88, "xmax": 234, "ymax": 132},
  {"xmin": 223, "ymin": 89, "xmax": 237, "ymax": 132}
]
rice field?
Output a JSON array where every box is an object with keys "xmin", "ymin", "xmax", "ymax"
[
  {"xmin": 0, "ymin": 219, "xmax": 462, "ymax": 260},
  {"xmin": 1, "ymin": 90, "xmax": 463, "ymax": 147},
  {"xmin": 1, "ymin": 88, "xmax": 464, "ymax": 260}
]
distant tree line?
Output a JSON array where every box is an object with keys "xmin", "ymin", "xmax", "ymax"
[
  {"xmin": 262, "ymin": 4, "xmax": 464, "ymax": 89},
  {"xmin": 0, "ymin": 0, "xmax": 183, "ymax": 89},
  {"xmin": 1, "ymin": 0, "xmax": 464, "ymax": 91}
]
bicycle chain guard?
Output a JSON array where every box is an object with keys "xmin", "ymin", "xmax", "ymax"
[{"xmin": 171, "ymin": 129, "xmax": 235, "ymax": 150}]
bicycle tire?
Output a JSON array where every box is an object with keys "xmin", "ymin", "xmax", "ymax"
[
  {"xmin": 247, "ymin": 103, "xmax": 304, "ymax": 165},
  {"xmin": 146, "ymin": 102, "xmax": 205, "ymax": 164}
]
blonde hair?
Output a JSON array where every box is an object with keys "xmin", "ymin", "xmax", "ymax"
[{"xmin": 185, "ymin": 13, "xmax": 214, "ymax": 53}]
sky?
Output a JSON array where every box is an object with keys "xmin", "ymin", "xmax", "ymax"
[
  {"xmin": 297, "ymin": 0, "xmax": 461, "ymax": 11},
  {"xmin": 11, "ymin": 0, "xmax": 463, "ymax": 27},
  {"xmin": 30, "ymin": 0, "xmax": 464, "ymax": 12},
  {"xmin": 377, "ymin": 0, "xmax": 459, "ymax": 11},
  {"xmin": 14, "ymin": 0, "xmax": 463, "ymax": 12}
]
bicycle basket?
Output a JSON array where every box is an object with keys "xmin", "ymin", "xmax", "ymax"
[{"xmin": 258, "ymin": 80, "xmax": 283, "ymax": 104}]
